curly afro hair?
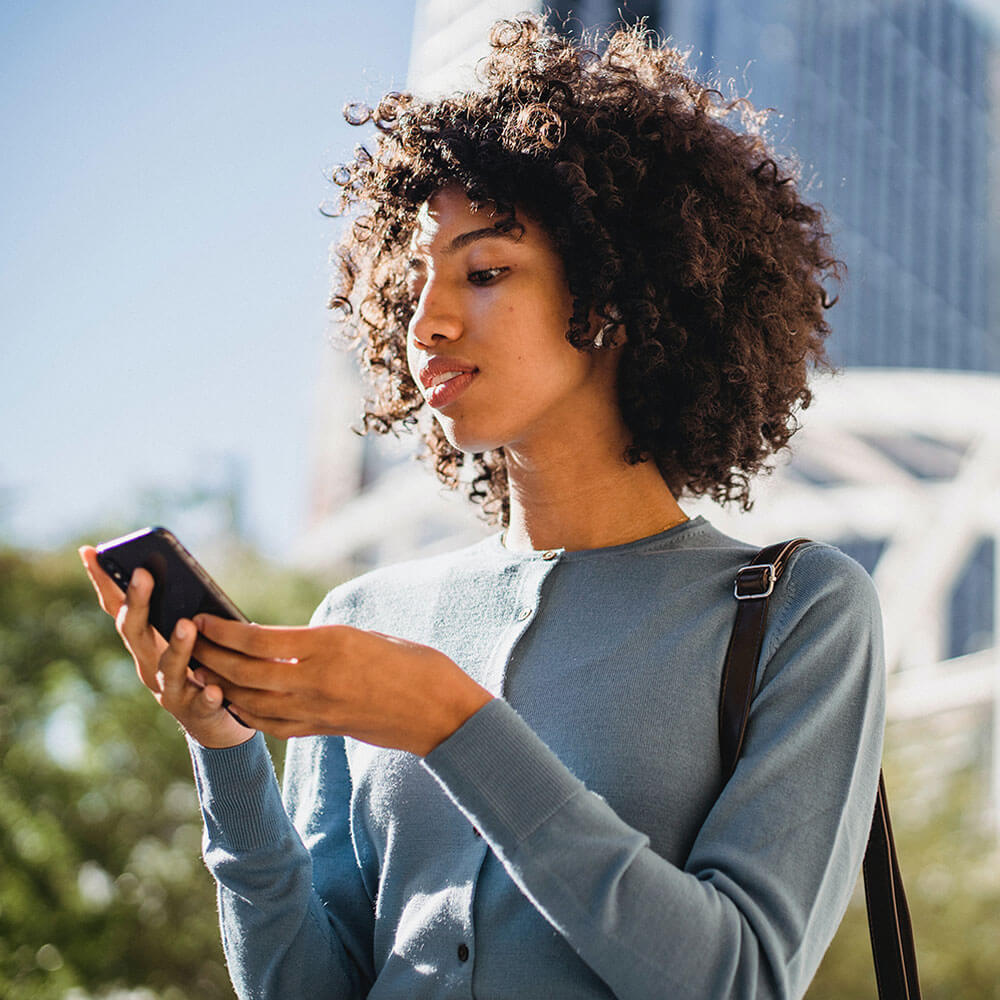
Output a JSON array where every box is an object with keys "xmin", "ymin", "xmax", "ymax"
[{"xmin": 326, "ymin": 14, "xmax": 842, "ymax": 526}]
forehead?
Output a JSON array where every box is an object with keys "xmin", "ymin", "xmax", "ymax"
[{"xmin": 409, "ymin": 187, "xmax": 525, "ymax": 252}]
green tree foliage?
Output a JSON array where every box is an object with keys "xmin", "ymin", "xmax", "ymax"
[
  {"xmin": 0, "ymin": 543, "xmax": 327, "ymax": 999},
  {"xmin": 808, "ymin": 717, "xmax": 1000, "ymax": 999}
]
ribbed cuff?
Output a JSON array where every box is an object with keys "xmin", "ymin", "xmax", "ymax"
[
  {"xmin": 187, "ymin": 732, "xmax": 290, "ymax": 851},
  {"xmin": 423, "ymin": 698, "xmax": 584, "ymax": 848}
]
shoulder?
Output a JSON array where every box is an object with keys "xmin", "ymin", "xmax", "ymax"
[
  {"xmin": 758, "ymin": 540, "xmax": 885, "ymax": 691},
  {"xmin": 777, "ymin": 541, "xmax": 881, "ymax": 626},
  {"xmin": 687, "ymin": 530, "xmax": 883, "ymax": 668},
  {"xmin": 689, "ymin": 525, "xmax": 875, "ymax": 602}
]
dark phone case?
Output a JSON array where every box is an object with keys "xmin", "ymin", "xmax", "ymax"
[
  {"xmin": 96, "ymin": 527, "xmax": 252, "ymax": 727},
  {"xmin": 96, "ymin": 526, "xmax": 249, "ymax": 641}
]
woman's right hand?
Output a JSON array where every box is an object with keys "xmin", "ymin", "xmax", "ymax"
[{"xmin": 79, "ymin": 546, "xmax": 255, "ymax": 749}]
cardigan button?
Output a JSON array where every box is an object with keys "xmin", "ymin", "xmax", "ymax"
[
  {"xmin": 457, "ymin": 943, "xmax": 470, "ymax": 962},
  {"xmin": 542, "ymin": 549, "xmax": 558, "ymax": 560},
  {"xmin": 516, "ymin": 607, "xmax": 532, "ymax": 621}
]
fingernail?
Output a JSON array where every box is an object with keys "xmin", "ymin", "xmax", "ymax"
[
  {"xmin": 175, "ymin": 621, "xmax": 188, "ymax": 639},
  {"xmin": 192, "ymin": 615, "xmax": 204, "ymax": 630}
]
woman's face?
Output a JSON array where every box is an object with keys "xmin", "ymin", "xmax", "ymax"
[{"xmin": 405, "ymin": 186, "xmax": 621, "ymax": 457}]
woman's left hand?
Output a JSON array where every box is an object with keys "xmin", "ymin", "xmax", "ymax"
[{"xmin": 189, "ymin": 616, "xmax": 494, "ymax": 756}]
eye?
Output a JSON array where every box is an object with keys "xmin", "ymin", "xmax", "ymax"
[{"xmin": 468, "ymin": 267, "xmax": 508, "ymax": 285}]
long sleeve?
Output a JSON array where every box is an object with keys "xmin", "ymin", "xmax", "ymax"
[
  {"xmin": 421, "ymin": 543, "xmax": 885, "ymax": 999},
  {"xmin": 188, "ymin": 731, "xmax": 375, "ymax": 998}
]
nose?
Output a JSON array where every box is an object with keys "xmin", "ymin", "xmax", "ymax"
[{"xmin": 408, "ymin": 274, "xmax": 463, "ymax": 349}]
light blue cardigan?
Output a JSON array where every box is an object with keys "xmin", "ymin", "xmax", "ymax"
[{"xmin": 188, "ymin": 516, "xmax": 885, "ymax": 998}]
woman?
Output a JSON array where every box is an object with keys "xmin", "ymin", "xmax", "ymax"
[{"xmin": 81, "ymin": 17, "xmax": 884, "ymax": 999}]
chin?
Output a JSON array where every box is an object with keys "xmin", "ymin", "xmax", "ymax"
[{"xmin": 432, "ymin": 415, "xmax": 505, "ymax": 456}]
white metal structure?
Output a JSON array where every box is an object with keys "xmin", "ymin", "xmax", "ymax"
[{"xmin": 406, "ymin": 0, "xmax": 530, "ymax": 96}]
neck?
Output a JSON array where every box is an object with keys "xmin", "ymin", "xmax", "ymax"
[{"xmin": 501, "ymin": 433, "xmax": 687, "ymax": 553}]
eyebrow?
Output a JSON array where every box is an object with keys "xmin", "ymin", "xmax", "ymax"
[
  {"xmin": 409, "ymin": 226, "xmax": 523, "ymax": 261},
  {"xmin": 447, "ymin": 227, "xmax": 522, "ymax": 253}
]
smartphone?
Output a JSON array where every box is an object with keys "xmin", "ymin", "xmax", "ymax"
[{"xmin": 96, "ymin": 526, "xmax": 251, "ymax": 726}]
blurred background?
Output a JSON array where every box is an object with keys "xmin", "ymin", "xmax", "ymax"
[{"xmin": 2, "ymin": 0, "xmax": 998, "ymax": 997}]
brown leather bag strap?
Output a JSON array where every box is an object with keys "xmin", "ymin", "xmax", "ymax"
[
  {"xmin": 864, "ymin": 773, "xmax": 921, "ymax": 999},
  {"xmin": 719, "ymin": 538, "xmax": 812, "ymax": 779},
  {"xmin": 719, "ymin": 540, "xmax": 921, "ymax": 1000}
]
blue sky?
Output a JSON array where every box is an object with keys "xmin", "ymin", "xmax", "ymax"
[
  {"xmin": 5, "ymin": 2, "xmax": 998, "ymax": 559},
  {"xmin": 0, "ymin": 0, "xmax": 414, "ymax": 555}
]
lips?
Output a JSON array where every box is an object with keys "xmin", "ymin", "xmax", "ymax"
[
  {"xmin": 417, "ymin": 357, "xmax": 479, "ymax": 409},
  {"xmin": 418, "ymin": 356, "xmax": 478, "ymax": 389}
]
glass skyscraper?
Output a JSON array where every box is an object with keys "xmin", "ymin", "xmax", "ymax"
[{"xmin": 658, "ymin": 0, "xmax": 999, "ymax": 372}]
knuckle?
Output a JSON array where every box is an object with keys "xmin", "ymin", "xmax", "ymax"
[
  {"xmin": 324, "ymin": 624, "xmax": 351, "ymax": 652},
  {"xmin": 236, "ymin": 690, "xmax": 260, "ymax": 714},
  {"xmin": 248, "ymin": 625, "xmax": 272, "ymax": 658},
  {"xmin": 243, "ymin": 625, "xmax": 261, "ymax": 654}
]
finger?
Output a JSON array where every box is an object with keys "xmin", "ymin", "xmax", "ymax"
[
  {"xmin": 155, "ymin": 619, "xmax": 197, "ymax": 701},
  {"xmin": 191, "ymin": 662, "xmax": 295, "ymax": 721},
  {"xmin": 196, "ymin": 682, "xmax": 227, "ymax": 714},
  {"xmin": 79, "ymin": 546, "xmax": 126, "ymax": 617},
  {"xmin": 191, "ymin": 664, "xmax": 235, "ymax": 694},
  {"xmin": 225, "ymin": 684, "xmax": 296, "ymax": 721},
  {"xmin": 209, "ymin": 701, "xmax": 306, "ymax": 741},
  {"xmin": 191, "ymin": 637, "xmax": 289, "ymax": 691},
  {"xmin": 189, "ymin": 668, "xmax": 250, "ymax": 726},
  {"xmin": 193, "ymin": 662, "xmax": 288, "ymax": 716},
  {"xmin": 193, "ymin": 615, "xmax": 315, "ymax": 660},
  {"xmin": 117, "ymin": 567, "xmax": 155, "ymax": 644},
  {"xmin": 181, "ymin": 670, "xmax": 227, "ymax": 717}
]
